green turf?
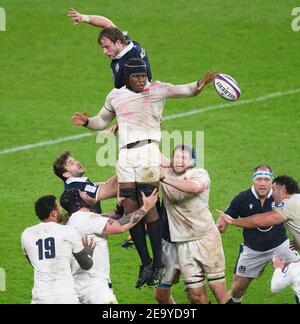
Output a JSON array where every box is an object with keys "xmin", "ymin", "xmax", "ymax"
[{"xmin": 0, "ymin": 0, "xmax": 300, "ymax": 304}]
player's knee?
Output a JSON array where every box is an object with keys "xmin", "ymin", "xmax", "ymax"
[
  {"xmin": 187, "ymin": 287, "xmax": 208, "ymax": 304},
  {"xmin": 155, "ymin": 288, "xmax": 171, "ymax": 304},
  {"xmin": 154, "ymin": 289, "xmax": 165, "ymax": 304}
]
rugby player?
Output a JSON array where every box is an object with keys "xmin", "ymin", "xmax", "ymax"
[{"xmin": 71, "ymin": 58, "xmax": 216, "ymax": 288}]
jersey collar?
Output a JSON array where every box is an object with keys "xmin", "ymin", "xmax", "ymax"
[
  {"xmin": 114, "ymin": 41, "xmax": 134, "ymax": 60},
  {"xmin": 251, "ymin": 185, "xmax": 273, "ymax": 200},
  {"xmin": 65, "ymin": 177, "xmax": 89, "ymax": 185}
]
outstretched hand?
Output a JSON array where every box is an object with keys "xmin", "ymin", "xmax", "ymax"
[
  {"xmin": 217, "ymin": 216, "xmax": 228, "ymax": 233},
  {"xmin": 272, "ymin": 255, "xmax": 286, "ymax": 270},
  {"xmin": 72, "ymin": 110, "xmax": 88, "ymax": 126},
  {"xmin": 196, "ymin": 70, "xmax": 217, "ymax": 93},
  {"xmin": 82, "ymin": 235, "xmax": 96, "ymax": 257},
  {"xmin": 216, "ymin": 209, "xmax": 234, "ymax": 225},
  {"xmin": 68, "ymin": 8, "xmax": 83, "ymax": 25}
]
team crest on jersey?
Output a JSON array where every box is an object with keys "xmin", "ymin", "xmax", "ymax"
[
  {"xmin": 249, "ymin": 204, "xmax": 253, "ymax": 210},
  {"xmin": 238, "ymin": 265, "xmax": 246, "ymax": 273},
  {"xmin": 115, "ymin": 63, "xmax": 120, "ymax": 73}
]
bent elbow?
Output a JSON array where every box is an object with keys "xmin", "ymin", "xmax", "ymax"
[{"xmin": 193, "ymin": 184, "xmax": 205, "ymax": 194}]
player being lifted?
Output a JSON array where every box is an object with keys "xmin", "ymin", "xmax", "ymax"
[{"xmin": 72, "ymin": 57, "xmax": 216, "ymax": 288}]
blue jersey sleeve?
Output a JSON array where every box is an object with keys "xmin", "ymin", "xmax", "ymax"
[{"xmin": 225, "ymin": 195, "xmax": 241, "ymax": 219}]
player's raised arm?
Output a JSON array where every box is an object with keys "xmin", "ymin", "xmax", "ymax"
[
  {"xmin": 164, "ymin": 70, "xmax": 217, "ymax": 99},
  {"xmin": 102, "ymin": 190, "xmax": 158, "ymax": 235},
  {"xmin": 68, "ymin": 8, "xmax": 116, "ymax": 28},
  {"xmin": 72, "ymin": 106, "xmax": 115, "ymax": 131}
]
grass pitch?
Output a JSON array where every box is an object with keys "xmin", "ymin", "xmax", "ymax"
[{"xmin": 0, "ymin": 0, "xmax": 300, "ymax": 304}]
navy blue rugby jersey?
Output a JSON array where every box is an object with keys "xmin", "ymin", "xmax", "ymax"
[
  {"xmin": 64, "ymin": 177, "xmax": 102, "ymax": 214},
  {"xmin": 225, "ymin": 187, "xmax": 287, "ymax": 251},
  {"xmin": 111, "ymin": 39, "xmax": 152, "ymax": 89}
]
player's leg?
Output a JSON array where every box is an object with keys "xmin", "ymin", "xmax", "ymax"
[
  {"xmin": 207, "ymin": 275, "xmax": 230, "ymax": 304},
  {"xmin": 137, "ymin": 182, "xmax": 164, "ymax": 286},
  {"xmin": 119, "ymin": 182, "xmax": 152, "ymax": 276},
  {"xmin": 231, "ymin": 244, "xmax": 269, "ymax": 303},
  {"xmin": 117, "ymin": 148, "xmax": 153, "ymax": 288},
  {"xmin": 230, "ymin": 275, "xmax": 252, "ymax": 303},
  {"xmin": 197, "ymin": 230, "xmax": 231, "ymax": 304},
  {"xmin": 154, "ymin": 240, "xmax": 181, "ymax": 304},
  {"xmin": 186, "ymin": 286, "xmax": 209, "ymax": 304},
  {"xmin": 155, "ymin": 286, "xmax": 175, "ymax": 304},
  {"xmin": 177, "ymin": 241, "xmax": 209, "ymax": 304}
]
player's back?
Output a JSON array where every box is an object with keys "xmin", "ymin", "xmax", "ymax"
[
  {"xmin": 21, "ymin": 222, "xmax": 82, "ymax": 298},
  {"xmin": 67, "ymin": 211, "xmax": 110, "ymax": 282}
]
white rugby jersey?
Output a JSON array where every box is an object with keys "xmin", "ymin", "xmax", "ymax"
[
  {"xmin": 101, "ymin": 81, "xmax": 198, "ymax": 148},
  {"xmin": 273, "ymin": 194, "xmax": 300, "ymax": 248},
  {"xmin": 21, "ymin": 222, "xmax": 83, "ymax": 298},
  {"xmin": 66, "ymin": 211, "xmax": 110, "ymax": 283},
  {"xmin": 161, "ymin": 167, "xmax": 218, "ymax": 242},
  {"xmin": 271, "ymin": 261, "xmax": 300, "ymax": 299}
]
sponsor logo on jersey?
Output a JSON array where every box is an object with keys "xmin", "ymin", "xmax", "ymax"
[
  {"xmin": 140, "ymin": 48, "xmax": 146, "ymax": 59},
  {"xmin": 84, "ymin": 185, "xmax": 97, "ymax": 194},
  {"xmin": 115, "ymin": 63, "xmax": 120, "ymax": 73}
]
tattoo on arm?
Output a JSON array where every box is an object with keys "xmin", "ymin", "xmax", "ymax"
[{"xmin": 118, "ymin": 209, "xmax": 146, "ymax": 226}]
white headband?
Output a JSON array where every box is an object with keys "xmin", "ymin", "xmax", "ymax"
[{"xmin": 252, "ymin": 171, "xmax": 273, "ymax": 181}]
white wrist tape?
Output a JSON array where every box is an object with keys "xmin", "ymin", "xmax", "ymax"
[{"xmin": 81, "ymin": 15, "xmax": 90, "ymax": 23}]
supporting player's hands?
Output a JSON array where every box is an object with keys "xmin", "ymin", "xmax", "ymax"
[
  {"xmin": 217, "ymin": 216, "xmax": 228, "ymax": 233},
  {"xmin": 79, "ymin": 191, "xmax": 97, "ymax": 206},
  {"xmin": 289, "ymin": 239, "xmax": 300, "ymax": 251},
  {"xmin": 72, "ymin": 111, "xmax": 89, "ymax": 126},
  {"xmin": 141, "ymin": 189, "xmax": 158, "ymax": 213},
  {"xmin": 195, "ymin": 70, "xmax": 217, "ymax": 95},
  {"xmin": 107, "ymin": 123, "xmax": 119, "ymax": 136},
  {"xmin": 82, "ymin": 235, "xmax": 96, "ymax": 257},
  {"xmin": 68, "ymin": 8, "xmax": 84, "ymax": 25},
  {"xmin": 216, "ymin": 209, "xmax": 234, "ymax": 225},
  {"xmin": 272, "ymin": 255, "xmax": 286, "ymax": 270}
]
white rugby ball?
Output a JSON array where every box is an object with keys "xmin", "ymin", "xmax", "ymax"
[{"xmin": 214, "ymin": 74, "xmax": 241, "ymax": 101}]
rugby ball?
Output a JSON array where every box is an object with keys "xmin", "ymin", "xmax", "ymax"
[{"xmin": 214, "ymin": 74, "xmax": 241, "ymax": 101}]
